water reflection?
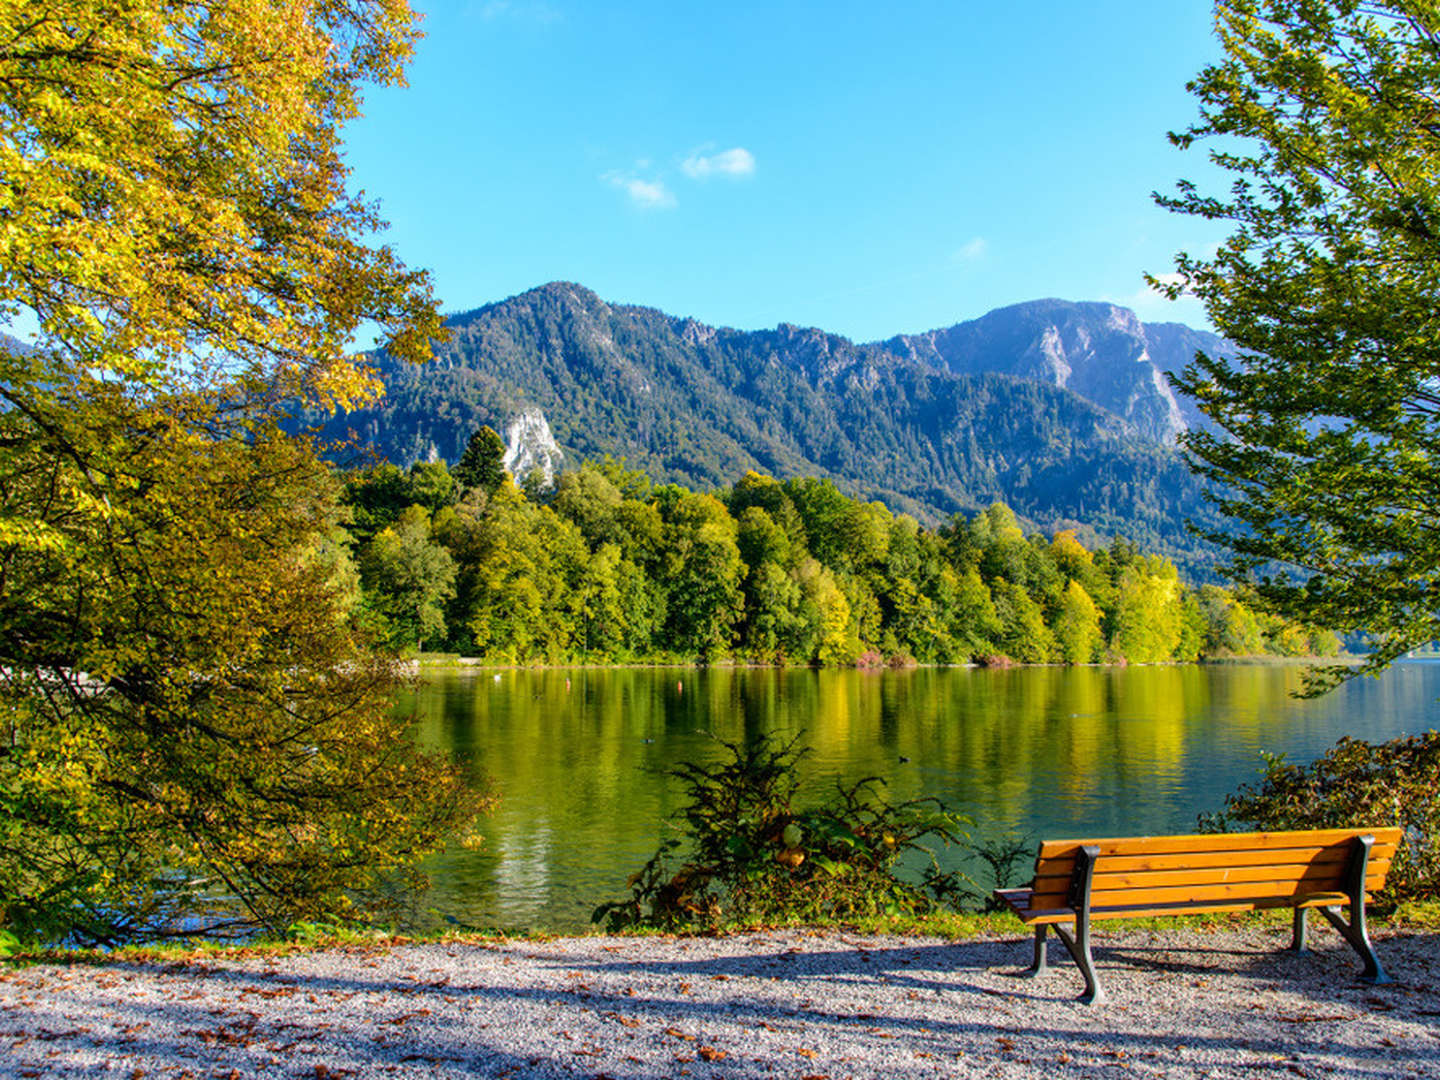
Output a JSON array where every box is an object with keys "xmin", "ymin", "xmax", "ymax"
[{"xmin": 403, "ymin": 662, "xmax": 1440, "ymax": 932}]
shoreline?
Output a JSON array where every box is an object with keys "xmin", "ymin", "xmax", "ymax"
[
  {"xmin": 4, "ymin": 923, "xmax": 1435, "ymax": 1078},
  {"xmin": 403, "ymin": 654, "xmax": 1361, "ymax": 674}
]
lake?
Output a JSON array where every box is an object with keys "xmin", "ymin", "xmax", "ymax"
[{"xmin": 400, "ymin": 661, "xmax": 1440, "ymax": 933}]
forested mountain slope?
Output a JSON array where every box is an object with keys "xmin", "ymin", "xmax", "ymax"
[{"xmin": 313, "ymin": 283, "xmax": 1225, "ymax": 572}]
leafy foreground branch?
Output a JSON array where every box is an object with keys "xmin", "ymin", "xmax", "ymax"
[
  {"xmin": 593, "ymin": 736, "xmax": 974, "ymax": 932},
  {"xmin": 1158, "ymin": 0, "xmax": 1440, "ymax": 692},
  {"xmin": 0, "ymin": 396, "xmax": 491, "ymax": 947}
]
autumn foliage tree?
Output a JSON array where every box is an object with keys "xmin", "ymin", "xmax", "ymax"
[{"xmin": 0, "ymin": 0, "xmax": 482, "ymax": 943}]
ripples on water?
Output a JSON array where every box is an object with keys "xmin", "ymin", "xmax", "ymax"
[{"xmin": 400, "ymin": 661, "xmax": 1440, "ymax": 932}]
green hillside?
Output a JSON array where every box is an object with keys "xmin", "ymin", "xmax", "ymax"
[{"xmin": 310, "ymin": 283, "xmax": 1223, "ymax": 575}]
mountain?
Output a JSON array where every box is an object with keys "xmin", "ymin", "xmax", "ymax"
[
  {"xmin": 0, "ymin": 332, "xmax": 34, "ymax": 357},
  {"xmin": 880, "ymin": 299, "xmax": 1232, "ymax": 443},
  {"xmin": 312, "ymin": 283, "xmax": 1227, "ymax": 572}
]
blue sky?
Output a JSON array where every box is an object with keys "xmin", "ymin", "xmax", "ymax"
[{"xmin": 345, "ymin": 1, "xmax": 1231, "ymax": 341}]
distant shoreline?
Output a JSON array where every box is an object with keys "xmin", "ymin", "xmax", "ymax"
[{"xmin": 401, "ymin": 654, "xmax": 1360, "ymax": 675}]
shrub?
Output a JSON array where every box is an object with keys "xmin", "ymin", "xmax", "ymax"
[
  {"xmin": 1201, "ymin": 731, "xmax": 1440, "ymax": 903},
  {"xmin": 592, "ymin": 736, "xmax": 971, "ymax": 931}
]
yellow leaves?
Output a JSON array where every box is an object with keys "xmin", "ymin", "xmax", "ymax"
[
  {"xmin": 302, "ymin": 357, "xmax": 387, "ymax": 414},
  {"xmin": 0, "ymin": 514, "xmax": 72, "ymax": 554},
  {"xmin": 1050, "ymin": 528, "xmax": 1093, "ymax": 569},
  {"xmin": 1, "ymin": 382, "xmax": 485, "ymax": 940},
  {"xmin": 0, "ymin": 0, "xmax": 438, "ymax": 419},
  {"xmin": 0, "ymin": 0, "xmax": 469, "ymax": 945}
]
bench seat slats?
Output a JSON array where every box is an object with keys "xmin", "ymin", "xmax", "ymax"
[
  {"xmin": 1032, "ymin": 858, "xmax": 1391, "ymax": 890},
  {"xmin": 1024, "ymin": 864, "xmax": 1389, "ymax": 909},
  {"xmin": 1036, "ymin": 827, "xmax": 1402, "ymax": 859},
  {"xmin": 1095, "ymin": 864, "xmax": 1387, "ymax": 891},
  {"xmin": 1029, "ymin": 845, "xmax": 1395, "ymax": 877},
  {"xmin": 997, "ymin": 888, "xmax": 1356, "ymax": 925},
  {"xmin": 1087, "ymin": 878, "xmax": 1377, "ymax": 908}
]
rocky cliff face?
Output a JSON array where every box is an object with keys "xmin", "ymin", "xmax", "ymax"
[
  {"xmin": 881, "ymin": 299, "xmax": 1230, "ymax": 443},
  {"xmin": 503, "ymin": 406, "xmax": 565, "ymax": 489}
]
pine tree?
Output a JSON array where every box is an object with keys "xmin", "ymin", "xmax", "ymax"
[{"xmin": 454, "ymin": 426, "xmax": 510, "ymax": 494}]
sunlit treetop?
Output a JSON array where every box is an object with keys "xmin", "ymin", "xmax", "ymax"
[{"xmin": 0, "ymin": 0, "xmax": 443, "ymax": 413}]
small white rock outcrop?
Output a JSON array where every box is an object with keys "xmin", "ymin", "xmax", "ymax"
[{"xmin": 503, "ymin": 406, "xmax": 565, "ymax": 489}]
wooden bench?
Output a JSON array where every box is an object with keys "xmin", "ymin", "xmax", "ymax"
[{"xmin": 994, "ymin": 827, "xmax": 1401, "ymax": 1004}]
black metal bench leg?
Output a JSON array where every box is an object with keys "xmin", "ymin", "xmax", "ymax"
[
  {"xmin": 1291, "ymin": 906, "xmax": 1309, "ymax": 953},
  {"xmin": 1317, "ymin": 834, "xmax": 1393, "ymax": 985},
  {"xmin": 1319, "ymin": 905, "xmax": 1391, "ymax": 984},
  {"xmin": 1021, "ymin": 924, "xmax": 1051, "ymax": 977},
  {"xmin": 1052, "ymin": 844, "xmax": 1105, "ymax": 1004},
  {"xmin": 1054, "ymin": 921, "xmax": 1105, "ymax": 1004}
]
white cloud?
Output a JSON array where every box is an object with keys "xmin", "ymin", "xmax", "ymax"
[
  {"xmin": 954, "ymin": 237, "xmax": 987, "ymax": 261},
  {"xmin": 603, "ymin": 171, "xmax": 676, "ymax": 209},
  {"xmin": 1105, "ymin": 273, "xmax": 1212, "ymax": 326},
  {"xmin": 599, "ymin": 144, "xmax": 754, "ymax": 210},
  {"xmin": 681, "ymin": 147, "xmax": 756, "ymax": 180}
]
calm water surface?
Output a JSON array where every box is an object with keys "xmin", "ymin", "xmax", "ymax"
[{"xmin": 400, "ymin": 661, "xmax": 1440, "ymax": 932}]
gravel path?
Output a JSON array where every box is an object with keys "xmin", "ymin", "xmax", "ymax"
[{"xmin": 2, "ymin": 925, "xmax": 1437, "ymax": 1078}]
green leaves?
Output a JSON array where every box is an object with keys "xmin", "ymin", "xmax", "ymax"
[
  {"xmin": 0, "ymin": 400, "xmax": 488, "ymax": 945},
  {"xmin": 344, "ymin": 457, "xmax": 1337, "ymax": 669},
  {"xmin": 360, "ymin": 506, "xmax": 458, "ymax": 650},
  {"xmin": 0, "ymin": 0, "xmax": 483, "ymax": 947},
  {"xmin": 453, "ymin": 427, "xmax": 509, "ymax": 495},
  {"xmin": 1205, "ymin": 732, "xmax": 1440, "ymax": 902},
  {"xmin": 592, "ymin": 735, "xmax": 974, "ymax": 932},
  {"xmin": 1161, "ymin": 0, "xmax": 1440, "ymax": 689}
]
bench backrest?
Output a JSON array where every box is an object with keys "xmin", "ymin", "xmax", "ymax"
[{"xmin": 1025, "ymin": 827, "xmax": 1403, "ymax": 919}]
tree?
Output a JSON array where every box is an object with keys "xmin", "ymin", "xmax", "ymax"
[
  {"xmin": 360, "ymin": 506, "xmax": 458, "ymax": 650},
  {"xmin": 736, "ymin": 506, "xmax": 792, "ymax": 571},
  {"xmin": 1, "ymin": 404, "xmax": 485, "ymax": 943},
  {"xmin": 576, "ymin": 542, "xmax": 629, "ymax": 656},
  {"xmin": 742, "ymin": 561, "xmax": 809, "ymax": 662},
  {"xmin": 1158, "ymin": 0, "xmax": 1440, "ymax": 690},
  {"xmin": 991, "ymin": 581, "xmax": 1054, "ymax": 664},
  {"xmin": 1174, "ymin": 589, "xmax": 1206, "ymax": 663},
  {"xmin": 1, "ymin": 0, "xmax": 441, "ymax": 408},
  {"xmin": 454, "ymin": 427, "xmax": 510, "ymax": 495},
  {"xmin": 784, "ymin": 478, "xmax": 852, "ymax": 568},
  {"xmin": 662, "ymin": 492, "xmax": 744, "ymax": 659},
  {"xmin": 405, "ymin": 460, "xmax": 459, "ymax": 512},
  {"xmin": 946, "ymin": 568, "xmax": 1003, "ymax": 660},
  {"xmin": 798, "ymin": 560, "xmax": 857, "ymax": 665},
  {"xmin": 458, "ymin": 485, "xmax": 550, "ymax": 661},
  {"xmin": 1111, "ymin": 564, "xmax": 1183, "ymax": 663},
  {"xmin": 343, "ymin": 464, "xmax": 416, "ymax": 542},
  {"xmin": 0, "ymin": 0, "xmax": 474, "ymax": 943},
  {"xmin": 1054, "ymin": 580, "xmax": 1103, "ymax": 665}
]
